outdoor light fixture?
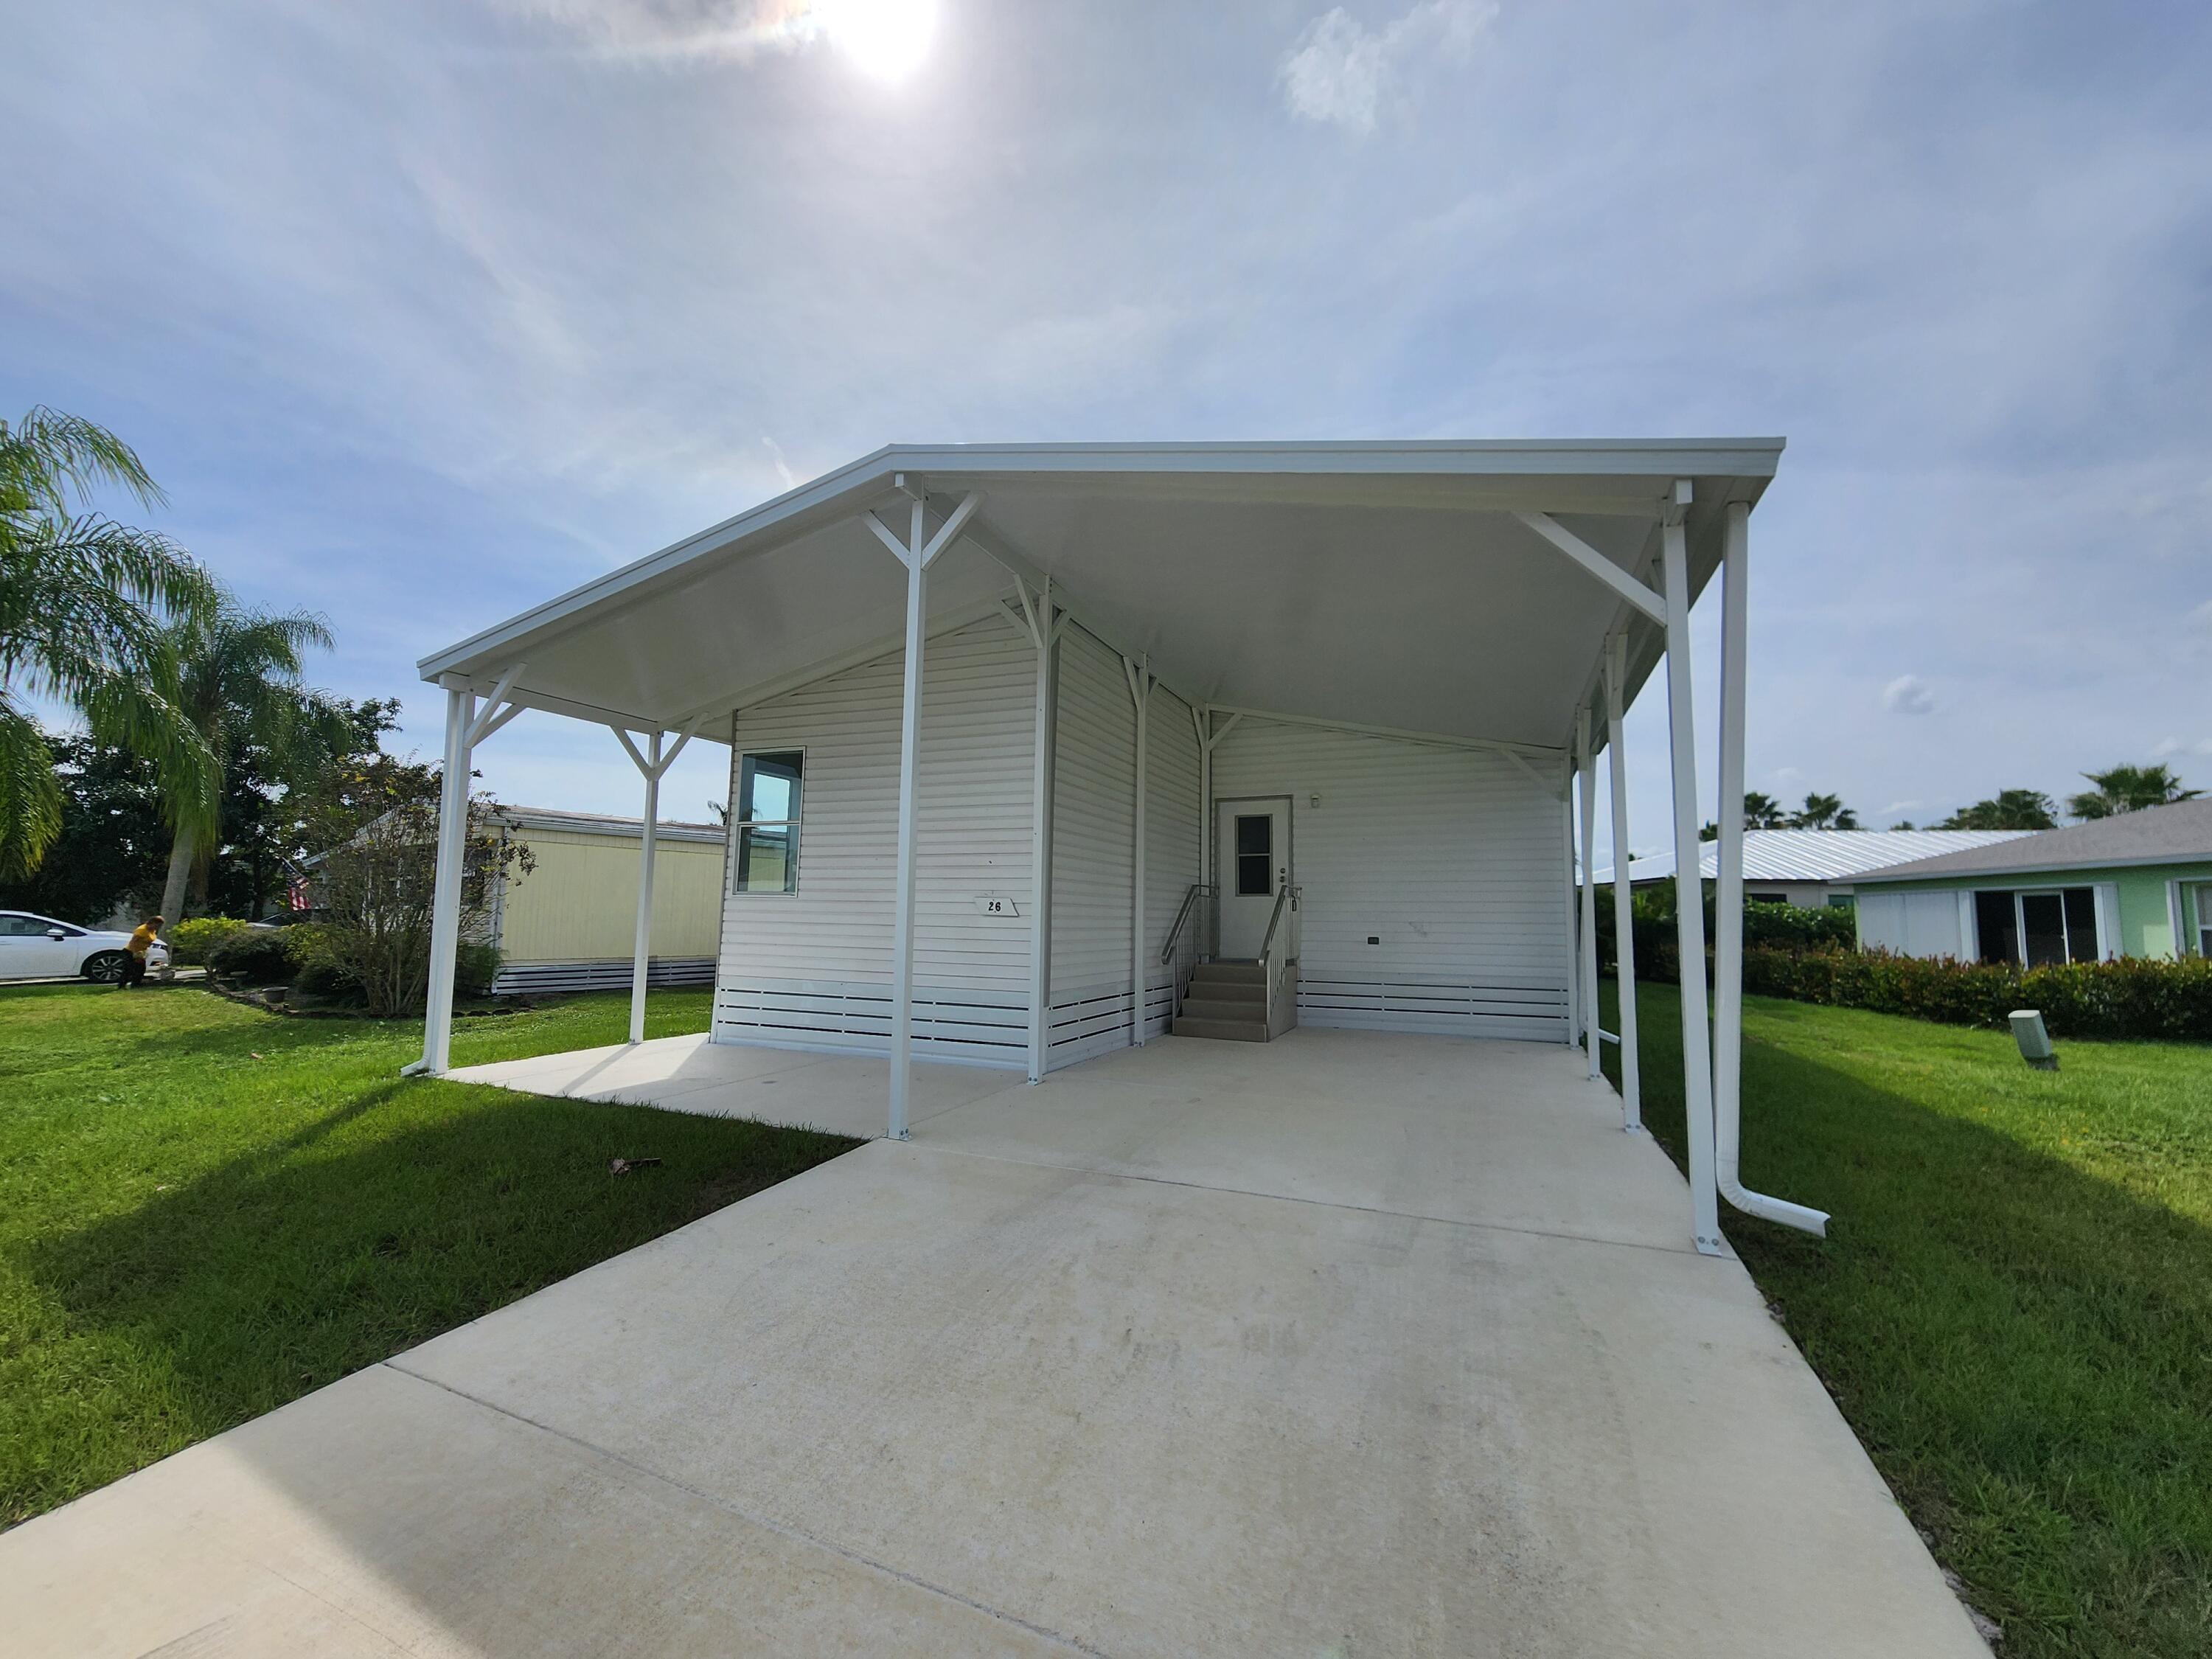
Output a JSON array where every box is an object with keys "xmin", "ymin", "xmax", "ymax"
[{"xmin": 2009, "ymin": 1009, "xmax": 2057, "ymax": 1071}]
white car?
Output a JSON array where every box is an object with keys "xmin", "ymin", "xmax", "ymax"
[{"xmin": 0, "ymin": 911, "xmax": 170, "ymax": 983}]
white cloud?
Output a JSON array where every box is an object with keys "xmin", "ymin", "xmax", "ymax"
[
  {"xmin": 486, "ymin": 0, "xmax": 820, "ymax": 66},
  {"xmin": 1882, "ymin": 674, "xmax": 1936, "ymax": 716},
  {"xmin": 1280, "ymin": 1, "xmax": 1498, "ymax": 136}
]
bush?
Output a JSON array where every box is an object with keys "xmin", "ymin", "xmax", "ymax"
[
  {"xmin": 206, "ymin": 927, "xmax": 301, "ymax": 986},
  {"xmin": 1740, "ymin": 947, "xmax": 2212, "ymax": 1042},
  {"xmin": 456, "ymin": 942, "xmax": 503, "ymax": 1000},
  {"xmin": 165, "ymin": 917, "xmax": 252, "ymax": 967}
]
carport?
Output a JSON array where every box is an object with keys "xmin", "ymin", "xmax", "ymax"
[{"xmin": 411, "ymin": 439, "xmax": 1826, "ymax": 1253}]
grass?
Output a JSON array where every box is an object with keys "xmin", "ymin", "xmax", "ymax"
[
  {"xmin": 1601, "ymin": 981, "xmax": 2212, "ymax": 1658},
  {"xmin": 0, "ymin": 980, "xmax": 860, "ymax": 1529}
]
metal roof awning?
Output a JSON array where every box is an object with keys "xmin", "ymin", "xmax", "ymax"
[{"xmin": 417, "ymin": 438, "xmax": 1784, "ymax": 751}]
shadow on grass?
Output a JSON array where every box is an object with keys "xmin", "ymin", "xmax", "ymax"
[
  {"xmin": 1607, "ymin": 986, "xmax": 2212, "ymax": 1659},
  {"xmin": 10, "ymin": 1080, "xmax": 858, "ymax": 1526}
]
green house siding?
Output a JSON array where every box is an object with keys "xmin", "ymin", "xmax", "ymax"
[{"xmin": 1856, "ymin": 861, "xmax": 2212, "ymax": 960}]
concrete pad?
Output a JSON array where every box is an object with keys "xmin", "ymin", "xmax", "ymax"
[
  {"xmin": 1, "ymin": 1029, "xmax": 1991, "ymax": 1658},
  {"xmin": 919, "ymin": 1029, "xmax": 1691, "ymax": 1251},
  {"xmin": 1, "ymin": 1363, "xmax": 1067, "ymax": 1658},
  {"xmin": 446, "ymin": 1034, "xmax": 1010, "ymax": 1140}
]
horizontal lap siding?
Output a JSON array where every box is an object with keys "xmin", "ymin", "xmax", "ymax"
[
  {"xmin": 1048, "ymin": 627, "xmax": 1138, "ymax": 1067},
  {"xmin": 1210, "ymin": 719, "xmax": 1567, "ymax": 1041},
  {"xmin": 714, "ymin": 615, "xmax": 1035, "ymax": 1065}
]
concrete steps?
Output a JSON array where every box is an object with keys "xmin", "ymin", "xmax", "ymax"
[{"xmin": 1173, "ymin": 961, "xmax": 1271, "ymax": 1043}]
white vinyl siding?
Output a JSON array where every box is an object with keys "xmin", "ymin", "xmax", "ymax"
[
  {"xmin": 1210, "ymin": 719, "xmax": 1568, "ymax": 1040},
  {"xmin": 712, "ymin": 614, "xmax": 1036, "ymax": 1066},
  {"xmin": 1046, "ymin": 625, "xmax": 1138, "ymax": 1065}
]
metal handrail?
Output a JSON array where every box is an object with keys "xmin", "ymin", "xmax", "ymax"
[
  {"xmin": 1160, "ymin": 883, "xmax": 1211, "ymax": 965},
  {"xmin": 1256, "ymin": 883, "xmax": 1299, "ymax": 961}
]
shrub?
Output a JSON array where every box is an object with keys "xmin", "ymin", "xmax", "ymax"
[
  {"xmin": 1737, "ymin": 946, "xmax": 2212, "ymax": 1042},
  {"xmin": 206, "ymin": 927, "xmax": 301, "ymax": 986},
  {"xmin": 166, "ymin": 917, "xmax": 251, "ymax": 967},
  {"xmin": 456, "ymin": 942, "xmax": 503, "ymax": 1000}
]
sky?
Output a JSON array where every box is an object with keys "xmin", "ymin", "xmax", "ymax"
[{"xmin": 5, "ymin": 0, "xmax": 2210, "ymax": 860}]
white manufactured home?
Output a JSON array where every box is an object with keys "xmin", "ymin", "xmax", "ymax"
[{"xmin": 410, "ymin": 440, "xmax": 1826, "ymax": 1255}]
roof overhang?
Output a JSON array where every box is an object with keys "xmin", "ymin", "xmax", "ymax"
[{"xmin": 418, "ymin": 439, "xmax": 1785, "ymax": 753}]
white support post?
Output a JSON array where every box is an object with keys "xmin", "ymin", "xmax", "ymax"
[
  {"xmin": 1578, "ymin": 707, "xmax": 1601, "ymax": 1080},
  {"xmin": 1606, "ymin": 634, "xmax": 1641, "ymax": 1132},
  {"xmin": 1561, "ymin": 768, "xmax": 1581, "ymax": 1046},
  {"xmin": 412, "ymin": 680, "xmax": 475, "ymax": 1076},
  {"xmin": 888, "ymin": 501, "xmax": 928, "ymax": 1141},
  {"xmin": 1124, "ymin": 657, "xmax": 1153, "ymax": 1045},
  {"xmin": 1714, "ymin": 503, "xmax": 1830, "ymax": 1237},
  {"xmin": 1660, "ymin": 484, "xmax": 1724, "ymax": 1256},
  {"xmin": 1023, "ymin": 585, "xmax": 1060, "ymax": 1084},
  {"xmin": 628, "ymin": 731, "xmax": 663, "ymax": 1046}
]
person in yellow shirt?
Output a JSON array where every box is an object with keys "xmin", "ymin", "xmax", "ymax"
[{"xmin": 120, "ymin": 915, "xmax": 161, "ymax": 990}]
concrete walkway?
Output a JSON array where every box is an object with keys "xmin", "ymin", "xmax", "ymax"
[{"xmin": 2, "ymin": 1031, "xmax": 1989, "ymax": 1658}]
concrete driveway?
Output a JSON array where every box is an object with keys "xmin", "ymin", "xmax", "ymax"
[{"xmin": 3, "ymin": 1031, "xmax": 1989, "ymax": 1657}]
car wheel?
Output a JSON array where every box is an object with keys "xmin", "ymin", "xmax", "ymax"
[{"xmin": 81, "ymin": 950, "xmax": 129, "ymax": 984}]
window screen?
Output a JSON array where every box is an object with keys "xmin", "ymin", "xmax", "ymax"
[
  {"xmin": 1974, "ymin": 891, "xmax": 2018, "ymax": 965},
  {"xmin": 2062, "ymin": 887, "xmax": 2099, "ymax": 963},
  {"xmin": 1234, "ymin": 815, "xmax": 1272, "ymax": 898},
  {"xmin": 2196, "ymin": 884, "xmax": 2212, "ymax": 959},
  {"xmin": 733, "ymin": 751, "xmax": 803, "ymax": 894}
]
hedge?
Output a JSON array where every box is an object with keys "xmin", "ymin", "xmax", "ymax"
[{"xmin": 165, "ymin": 917, "xmax": 253, "ymax": 967}]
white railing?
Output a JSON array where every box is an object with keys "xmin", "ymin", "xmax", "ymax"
[
  {"xmin": 1258, "ymin": 884, "xmax": 1301, "ymax": 1035},
  {"xmin": 1160, "ymin": 883, "xmax": 1213, "ymax": 1016}
]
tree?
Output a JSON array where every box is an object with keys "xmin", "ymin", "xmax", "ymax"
[
  {"xmin": 204, "ymin": 697, "xmax": 418, "ymax": 918},
  {"xmin": 0, "ymin": 731, "xmax": 168, "ymax": 922},
  {"xmin": 1787, "ymin": 792, "xmax": 1860, "ymax": 830},
  {"xmin": 150, "ymin": 598, "xmax": 352, "ymax": 922},
  {"xmin": 0, "ymin": 407, "xmax": 219, "ymax": 877},
  {"xmin": 2065, "ymin": 764, "xmax": 2200, "ymax": 821},
  {"xmin": 1743, "ymin": 791, "xmax": 1788, "ymax": 830},
  {"xmin": 307, "ymin": 782, "xmax": 529, "ymax": 1016},
  {"xmin": 1938, "ymin": 789, "xmax": 2058, "ymax": 832}
]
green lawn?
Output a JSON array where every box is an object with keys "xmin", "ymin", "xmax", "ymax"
[
  {"xmin": 1602, "ymin": 981, "xmax": 2212, "ymax": 1659},
  {"xmin": 0, "ymin": 981, "xmax": 859, "ymax": 1529}
]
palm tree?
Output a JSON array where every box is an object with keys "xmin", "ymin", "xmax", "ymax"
[
  {"xmin": 153, "ymin": 599, "xmax": 352, "ymax": 922},
  {"xmin": 1938, "ymin": 788, "xmax": 2058, "ymax": 831},
  {"xmin": 1787, "ymin": 792, "xmax": 1860, "ymax": 831},
  {"xmin": 0, "ymin": 408, "xmax": 218, "ymax": 877},
  {"xmin": 2065, "ymin": 764, "xmax": 2200, "ymax": 821},
  {"xmin": 1742, "ymin": 791, "xmax": 1788, "ymax": 829}
]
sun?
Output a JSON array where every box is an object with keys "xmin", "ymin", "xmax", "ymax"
[{"xmin": 817, "ymin": 0, "xmax": 938, "ymax": 83}]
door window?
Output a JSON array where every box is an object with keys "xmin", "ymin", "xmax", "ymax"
[
  {"xmin": 1234, "ymin": 815, "xmax": 1272, "ymax": 897},
  {"xmin": 0, "ymin": 915, "xmax": 55, "ymax": 937}
]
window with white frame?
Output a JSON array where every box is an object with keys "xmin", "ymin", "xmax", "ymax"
[
  {"xmin": 1974, "ymin": 886, "xmax": 2101, "ymax": 967},
  {"xmin": 2194, "ymin": 883, "xmax": 2212, "ymax": 959},
  {"xmin": 731, "ymin": 750, "xmax": 802, "ymax": 894}
]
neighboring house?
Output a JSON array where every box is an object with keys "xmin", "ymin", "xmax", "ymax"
[
  {"xmin": 1599, "ymin": 827, "xmax": 2033, "ymax": 909},
  {"xmin": 1851, "ymin": 799, "xmax": 2212, "ymax": 964},
  {"xmin": 486, "ymin": 807, "xmax": 726, "ymax": 995}
]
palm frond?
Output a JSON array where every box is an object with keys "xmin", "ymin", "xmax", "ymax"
[
  {"xmin": 0, "ymin": 406, "xmax": 167, "ymax": 517},
  {"xmin": 0, "ymin": 691, "xmax": 63, "ymax": 880}
]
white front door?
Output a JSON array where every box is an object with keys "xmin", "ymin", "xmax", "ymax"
[{"xmin": 1216, "ymin": 797, "xmax": 1291, "ymax": 960}]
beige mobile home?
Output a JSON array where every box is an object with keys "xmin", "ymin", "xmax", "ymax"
[{"xmin": 486, "ymin": 807, "xmax": 724, "ymax": 995}]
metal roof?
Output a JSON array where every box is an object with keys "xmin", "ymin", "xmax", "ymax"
[
  {"xmin": 1601, "ymin": 828, "xmax": 2033, "ymax": 886},
  {"xmin": 493, "ymin": 805, "xmax": 724, "ymax": 845},
  {"xmin": 417, "ymin": 438, "xmax": 1785, "ymax": 754},
  {"xmin": 1849, "ymin": 799, "xmax": 2212, "ymax": 882}
]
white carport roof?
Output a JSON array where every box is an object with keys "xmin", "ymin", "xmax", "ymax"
[{"xmin": 418, "ymin": 439, "xmax": 1784, "ymax": 754}]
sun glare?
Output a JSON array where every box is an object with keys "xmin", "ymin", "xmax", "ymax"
[{"xmin": 818, "ymin": 0, "xmax": 938, "ymax": 83}]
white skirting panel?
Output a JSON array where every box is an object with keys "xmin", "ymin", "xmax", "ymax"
[
  {"xmin": 1043, "ymin": 977, "xmax": 1178, "ymax": 1071},
  {"xmin": 1296, "ymin": 974, "xmax": 1569, "ymax": 1042},
  {"xmin": 713, "ymin": 977, "xmax": 1029, "ymax": 1068},
  {"xmin": 493, "ymin": 956, "xmax": 714, "ymax": 996}
]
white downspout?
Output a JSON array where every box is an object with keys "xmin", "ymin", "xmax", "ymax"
[{"xmin": 1714, "ymin": 501, "xmax": 1829, "ymax": 1237}]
